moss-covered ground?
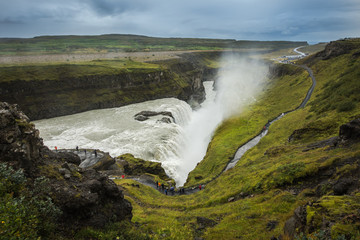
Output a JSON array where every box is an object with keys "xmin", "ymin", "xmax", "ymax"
[{"xmin": 110, "ymin": 39, "xmax": 360, "ymax": 239}]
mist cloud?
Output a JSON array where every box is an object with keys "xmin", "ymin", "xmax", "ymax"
[
  {"xmin": 175, "ymin": 54, "xmax": 268, "ymax": 185},
  {"xmin": 216, "ymin": 55, "xmax": 268, "ymax": 119}
]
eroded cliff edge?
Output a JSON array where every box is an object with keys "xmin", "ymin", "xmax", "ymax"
[
  {"xmin": 0, "ymin": 52, "xmax": 218, "ymax": 120},
  {"xmin": 0, "ymin": 102, "xmax": 133, "ymax": 236}
]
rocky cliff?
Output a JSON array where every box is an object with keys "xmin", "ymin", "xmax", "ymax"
[
  {"xmin": 0, "ymin": 102, "xmax": 132, "ymax": 234},
  {"xmin": 0, "ymin": 53, "xmax": 218, "ymax": 120}
]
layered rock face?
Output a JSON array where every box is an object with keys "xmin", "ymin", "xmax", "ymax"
[
  {"xmin": 0, "ymin": 54, "xmax": 218, "ymax": 120},
  {"xmin": 0, "ymin": 102, "xmax": 132, "ymax": 230}
]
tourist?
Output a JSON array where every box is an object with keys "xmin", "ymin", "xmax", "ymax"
[
  {"xmin": 199, "ymin": 184, "xmax": 202, "ymax": 190},
  {"xmin": 94, "ymin": 150, "xmax": 97, "ymax": 157}
]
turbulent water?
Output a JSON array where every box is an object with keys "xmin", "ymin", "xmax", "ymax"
[
  {"xmin": 34, "ymin": 83, "xmax": 215, "ymax": 185},
  {"xmin": 34, "ymin": 54, "xmax": 268, "ymax": 186}
]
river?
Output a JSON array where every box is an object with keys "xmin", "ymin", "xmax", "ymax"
[
  {"xmin": 34, "ymin": 55, "xmax": 268, "ymax": 186},
  {"xmin": 34, "ymin": 82, "xmax": 216, "ymax": 185}
]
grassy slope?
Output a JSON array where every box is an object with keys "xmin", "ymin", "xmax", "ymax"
[
  {"xmin": 185, "ymin": 65, "xmax": 311, "ymax": 187},
  {"xmin": 111, "ymin": 40, "xmax": 360, "ymax": 240}
]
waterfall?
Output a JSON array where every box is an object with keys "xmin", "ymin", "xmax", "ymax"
[
  {"xmin": 34, "ymin": 54, "xmax": 268, "ymax": 187},
  {"xmin": 33, "ymin": 98, "xmax": 192, "ymax": 166},
  {"xmin": 171, "ymin": 55, "xmax": 268, "ymax": 186}
]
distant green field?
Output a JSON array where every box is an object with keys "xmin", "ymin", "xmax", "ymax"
[
  {"xmin": 0, "ymin": 34, "xmax": 307, "ymax": 55},
  {"xmin": 0, "ymin": 59, "xmax": 161, "ymax": 82}
]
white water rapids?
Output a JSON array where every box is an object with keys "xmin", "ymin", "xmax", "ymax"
[
  {"xmin": 34, "ymin": 83, "xmax": 214, "ymax": 185},
  {"xmin": 34, "ymin": 55, "xmax": 268, "ymax": 186}
]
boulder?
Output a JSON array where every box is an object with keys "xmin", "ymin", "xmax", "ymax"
[
  {"xmin": 333, "ymin": 178, "xmax": 353, "ymax": 195},
  {"xmin": 157, "ymin": 117, "xmax": 172, "ymax": 124},
  {"xmin": 284, "ymin": 206, "xmax": 307, "ymax": 238},
  {"xmin": 82, "ymin": 152, "xmax": 115, "ymax": 171},
  {"xmin": 228, "ymin": 197, "xmax": 235, "ymax": 202},
  {"xmin": 339, "ymin": 118, "xmax": 360, "ymax": 141},
  {"xmin": 134, "ymin": 110, "xmax": 175, "ymax": 122},
  {"xmin": 0, "ymin": 102, "xmax": 42, "ymax": 173},
  {"xmin": 134, "ymin": 114, "xmax": 149, "ymax": 121},
  {"xmin": 55, "ymin": 151, "xmax": 81, "ymax": 165},
  {"xmin": 117, "ymin": 153, "xmax": 168, "ymax": 179}
]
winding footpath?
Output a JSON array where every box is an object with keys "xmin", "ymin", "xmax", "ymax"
[{"xmin": 75, "ymin": 47, "xmax": 317, "ymax": 196}]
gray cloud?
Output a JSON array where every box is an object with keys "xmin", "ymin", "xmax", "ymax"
[{"xmin": 0, "ymin": 0, "xmax": 359, "ymax": 42}]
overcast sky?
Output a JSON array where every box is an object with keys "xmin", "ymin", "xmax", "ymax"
[{"xmin": 1, "ymin": 0, "xmax": 359, "ymax": 43}]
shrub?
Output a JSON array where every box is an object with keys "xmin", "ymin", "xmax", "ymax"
[
  {"xmin": 0, "ymin": 163, "xmax": 61, "ymax": 239},
  {"xmin": 336, "ymin": 100, "xmax": 356, "ymax": 112}
]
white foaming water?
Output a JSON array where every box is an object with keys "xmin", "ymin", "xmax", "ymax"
[
  {"xmin": 34, "ymin": 98, "xmax": 192, "ymax": 167},
  {"xmin": 34, "ymin": 55, "xmax": 268, "ymax": 186},
  {"xmin": 174, "ymin": 55, "xmax": 268, "ymax": 186}
]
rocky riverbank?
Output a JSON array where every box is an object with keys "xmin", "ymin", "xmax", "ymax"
[{"xmin": 0, "ymin": 102, "xmax": 133, "ymax": 235}]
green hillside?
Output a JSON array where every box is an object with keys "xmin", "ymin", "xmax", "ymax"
[
  {"xmin": 1, "ymin": 38, "xmax": 359, "ymax": 239},
  {"xmin": 0, "ymin": 34, "xmax": 307, "ymax": 55},
  {"xmin": 109, "ymin": 39, "xmax": 360, "ymax": 239}
]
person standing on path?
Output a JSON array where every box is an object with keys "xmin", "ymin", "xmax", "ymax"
[{"xmin": 199, "ymin": 184, "xmax": 202, "ymax": 190}]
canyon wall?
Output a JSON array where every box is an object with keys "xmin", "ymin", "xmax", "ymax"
[{"xmin": 0, "ymin": 53, "xmax": 218, "ymax": 120}]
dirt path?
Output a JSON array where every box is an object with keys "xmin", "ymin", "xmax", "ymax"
[
  {"xmin": 56, "ymin": 47, "xmax": 317, "ymax": 197},
  {"xmin": 142, "ymin": 47, "xmax": 317, "ymax": 195}
]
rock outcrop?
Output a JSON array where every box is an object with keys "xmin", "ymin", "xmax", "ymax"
[
  {"xmin": 316, "ymin": 39, "xmax": 358, "ymax": 60},
  {"xmin": 339, "ymin": 118, "xmax": 360, "ymax": 142},
  {"xmin": 134, "ymin": 110, "xmax": 175, "ymax": 122},
  {"xmin": 283, "ymin": 118, "xmax": 360, "ymax": 239},
  {"xmin": 0, "ymin": 102, "xmax": 132, "ymax": 231},
  {"xmin": 117, "ymin": 153, "xmax": 169, "ymax": 180}
]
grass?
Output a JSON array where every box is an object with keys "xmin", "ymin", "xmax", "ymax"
[
  {"xmin": 300, "ymin": 43, "xmax": 327, "ymax": 55},
  {"xmin": 307, "ymin": 51, "xmax": 360, "ymax": 115},
  {"xmin": 110, "ymin": 39, "xmax": 360, "ymax": 239},
  {"xmin": 3, "ymin": 37, "xmax": 359, "ymax": 239},
  {"xmin": 0, "ymin": 59, "xmax": 161, "ymax": 82},
  {"xmin": 0, "ymin": 34, "xmax": 307, "ymax": 56},
  {"xmin": 307, "ymin": 193, "xmax": 360, "ymax": 239},
  {"xmin": 185, "ymin": 64, "xmax": 311, "ymax": 187}
]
